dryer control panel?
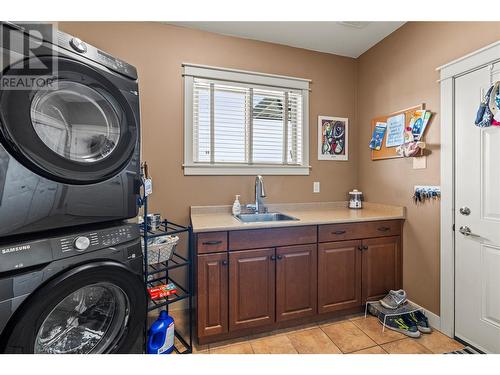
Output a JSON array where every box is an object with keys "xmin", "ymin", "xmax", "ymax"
[
  {"xmin": 55, "ymin": 224, "xmax": 140, "ymax": 257},
  {"xmin": 56, "ymin": 30, "xmax": 138, "ymax": 80}
]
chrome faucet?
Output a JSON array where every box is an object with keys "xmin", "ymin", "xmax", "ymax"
[{"xmin": 246, "ymin": 175, "xmax": 267, "ymax": 213}]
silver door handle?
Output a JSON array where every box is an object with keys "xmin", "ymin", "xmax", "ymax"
[{"xmin": 459, "ymin": 226, "xmax": 479, "ymax": 237}]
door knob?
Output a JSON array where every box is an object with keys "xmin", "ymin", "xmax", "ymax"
[
  {"xmin": 459, "ymin": 207, "xmax": 471, "ymax": 216},
  {"xmin": 459, "ymin": 226, "xmax": 479, "ymax": 237}
]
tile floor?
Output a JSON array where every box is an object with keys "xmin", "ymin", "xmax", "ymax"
[{"xmin": 189, "ymin": 314, "xmax": 465, "ymax": 354}]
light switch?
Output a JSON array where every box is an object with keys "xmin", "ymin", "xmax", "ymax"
[{"xmin": 313, "ymin": 181, "xmax": 320, "ymax": 193}]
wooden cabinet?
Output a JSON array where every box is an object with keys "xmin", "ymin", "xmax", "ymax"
[
  {"xmin": 276, "ymin": 244, "xmax": 317, "ymax": 322},
  {"xmin": 197, "ymin": 253, "xmax": 228, "ymax": 338},
  {"xmin": 318, "ymin": 240, "xmax": 362, "ymax": 313},
  {"xmin": 229, "ymin": 248, "xmax": 275, "ymax": 331},
  {"xmin": 195, "ymin": 219, "xmax": 403, "ymax": 344},
  {"xmin": 362, "ymin": 236, "xmax": 402, "ymax": 302}
]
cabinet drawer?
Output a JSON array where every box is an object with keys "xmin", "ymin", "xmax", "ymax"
[
  {"xmin": 229, "ymin": 226, "xmax": 317, "ymax": 251},
  {"xmin": 319, "ymin": 220, "xmax": 401, "ymax": 242},
  {"xmin": 197, "ymin": 232, "xmax": 228, "ymax": 254},
  {"xmin": 363, "ymin": 220, "xmax": 401, "ymax": 238}
]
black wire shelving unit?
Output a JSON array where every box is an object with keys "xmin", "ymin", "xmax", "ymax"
[{"xmin": 138, "ymin": 190, "xmax": 193, "ymax": 354}]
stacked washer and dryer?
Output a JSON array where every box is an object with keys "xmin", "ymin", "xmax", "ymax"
[{"xmin": 0, "ymin": 23, "xmax": 146, "ymax": 353}]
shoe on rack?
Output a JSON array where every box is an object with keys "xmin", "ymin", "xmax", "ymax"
[
  {"xmin": 367, "ymin": 303, "xmax": 380, "ymax": 317},
  {"xmin": 378, "ymin": 314, "xmax": 421, "ymax": 338},
  {"xmin": 379, "ymin": 289, "xmax": 407, "ymax": 310},
  {"xmin": 407, "ymin": 311, "xmax": 432, "ymax": 333}
]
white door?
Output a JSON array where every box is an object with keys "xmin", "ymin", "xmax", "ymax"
[{"xmin": 455, "ymin": 62, "xmax": 500, "ymax": 353}]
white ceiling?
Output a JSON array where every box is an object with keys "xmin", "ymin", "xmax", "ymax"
[{"xmin": 167, "ymin": 22, "xmax": 406, "ymax": 58}]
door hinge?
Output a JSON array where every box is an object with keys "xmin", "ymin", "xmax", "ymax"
[{"xmin": 452, "ymin": 224, "xmax": 455, "ymax": 231}]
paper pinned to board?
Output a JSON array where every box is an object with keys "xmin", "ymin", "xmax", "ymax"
[
  {"xmin": 385, "ymin": 113, "xmax": 405, "ymax": 147},
  {"xmin": 411, "ymin": 111, "xmax": 431, "ymax": 140},
  {"xmin": 369, "ymin": 121, "xmax": 387, "ymax": 150}
]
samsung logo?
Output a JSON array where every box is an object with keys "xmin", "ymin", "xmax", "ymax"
[{"xmin": 1, "ymin": 244, "xmax": 31, "ymax": 254}]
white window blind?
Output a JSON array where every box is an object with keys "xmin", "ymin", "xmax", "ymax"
[{"xmin": 184, "ymin": 64, "xmax": 310, "ymax": 175}]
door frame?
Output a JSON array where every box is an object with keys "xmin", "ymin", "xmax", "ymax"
[{"xmin": 438, "ymin": 41, "xmax": 500, "ymax": 338}]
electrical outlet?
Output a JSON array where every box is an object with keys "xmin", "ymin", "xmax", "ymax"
[
  {"xmin": 413, "ymin": 156, "xmax": 427, "ymax": 169},
  {"xmin": 313, "ymin": 182, "xmax": 320, "ymax": 193}
]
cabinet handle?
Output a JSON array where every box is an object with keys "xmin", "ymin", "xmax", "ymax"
[
  {"xmin": 332, "ymin": 230, "xmax": 347, "ymax": 235},
  {"xmin": 202, "ymin": 240, "xmax": 223, "ymax": 245},
  {"xmin": 363, "ymin": 245, "xmax": 368, "ymax": 251},
  {"xmin": 377, "ymin": 227, "xmax": 390, "ymax": 232},
  {"xmin": 357, "ymin": 245, "xmax": 363, "ymax": 251},
  {"xmin": 277, "ymin": 255, "xmax": 283, "ymax": 260},
  {"xmin": 270, "ymin": 255, "xmax": 276, "ymax": 261},
  {"xmin": 221, "ymin": 260, "xmax": 228, "ymax": 266}
]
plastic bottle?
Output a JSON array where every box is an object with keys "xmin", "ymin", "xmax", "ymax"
[
  {"xmin": 232, "ymin": 194, "xmax": 241, "ymax": 216},
  {"xmin": 146, "ymin": 310, "xmax": 175, "ymax": 354}
]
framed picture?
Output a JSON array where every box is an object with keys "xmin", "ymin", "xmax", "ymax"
[{"xmin": 318, "ymin": 116, "xmax": 348, "ymax": 161}]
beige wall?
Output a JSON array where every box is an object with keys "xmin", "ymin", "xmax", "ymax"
[
  {"xmin": 357, "ymin": 22, "xmax": 500, "ymax": 314},
  {"xmin": 59, "ymin": 22, "xmax": 358, "ymax": 226},
  {"xmin": 59, "ymin": 21, "xmax": 500, "ymax": 315}
]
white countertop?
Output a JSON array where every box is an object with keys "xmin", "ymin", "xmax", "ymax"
[{"xmin": 190, "ymin": 201, "xmax": 405, "ymax": 233}]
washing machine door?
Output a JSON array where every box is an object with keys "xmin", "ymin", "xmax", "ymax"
[
  {"xmin": 1, "ymin": 261, "xmax": 146, "ymax": 354},
  {"xmin": 0, "ymin": 56, "xmax": 138, "ymax": 185}
]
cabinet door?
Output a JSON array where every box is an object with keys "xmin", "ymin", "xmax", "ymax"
[
  {"xmin": 229, "ymin": 248, "xmax": 275, "ymax": 331},
  {"xmin": 318, "ymin": 240, "xmax": 362, "ymax": 313},
  {"xmin": 362, "ymin": 236, "xmax": 402, "ymax": 302},
  {"xmin": 276, "ymin": 244, "xmax": 317, "ymax": 322},
  {"xmin": 197, "ymin": 253, "xmax": 228, "ymax": 338}
]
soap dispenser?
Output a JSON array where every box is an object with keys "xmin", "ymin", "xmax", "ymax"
[{"xmin": 232, "ymin": 195, "xmax": 241, "ymax": 216}]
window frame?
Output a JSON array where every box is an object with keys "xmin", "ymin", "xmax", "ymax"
[{"xmin": 183, "ymin": 63, "xmax": 310, "ymax": 176}]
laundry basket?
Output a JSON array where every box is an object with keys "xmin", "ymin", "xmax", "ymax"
[{"xmin": 143, "ymin": 235, "xmax": 179, "ymax": 265}]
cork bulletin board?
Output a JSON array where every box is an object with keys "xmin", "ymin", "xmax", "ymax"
[{"xmin": 370, "ymin": 104, "xmax": 424, "ymax": 161}]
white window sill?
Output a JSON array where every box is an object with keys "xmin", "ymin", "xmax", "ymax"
[{"xmin": 183, "ymin": 164, "xmax": 311, "ymax": 176}]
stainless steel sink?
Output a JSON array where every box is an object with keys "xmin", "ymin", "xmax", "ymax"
[{"xmin": 236, "ymin": 212, "xmax": 299, "ymax": 223}]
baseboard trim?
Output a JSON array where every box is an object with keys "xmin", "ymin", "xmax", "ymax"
[{"xmin": 407, "ymin": 299, "xmax": 441, "ymax": 331}]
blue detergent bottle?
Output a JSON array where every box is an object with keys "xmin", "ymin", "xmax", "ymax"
[{"xmin": 147, "ymin": 310, "xmax": 175, "ymax": 354}]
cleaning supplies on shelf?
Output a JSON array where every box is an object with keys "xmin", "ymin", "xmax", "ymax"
[
  {"xmin": 232, "ymin": 195, "xmax": 241, "ymax": 216},
  {"xmin": 147, "ymin": 310, "xmax": 175, "ymax": 354},
  {"xmin": 147, "ymin": 283, "xmax": 178, "ymax": 301}
]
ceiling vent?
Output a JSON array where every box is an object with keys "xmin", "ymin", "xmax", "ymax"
[{"xmin": 338, "ymin": 21, "xmax": 371, "ymax": 29}]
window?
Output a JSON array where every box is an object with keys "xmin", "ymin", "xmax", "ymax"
[{"xmin": 183, "ymin": 64, "xmax": 310, "ymax": 175}]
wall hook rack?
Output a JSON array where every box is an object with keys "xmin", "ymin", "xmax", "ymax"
[{"xmin": 413, "ymin": 185, "xmax": 440, "ymax": 204}]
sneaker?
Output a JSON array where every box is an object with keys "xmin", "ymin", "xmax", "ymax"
[
  {"xmin": 407, "ymin": 311, "xmax": 432, "ymax": 333},
  {"xmin": 379, "ymin": 290, "xmax": 407, "ymax": 309},
  {"xmin": 379, "ymin": 314, "xmax": 421, "ymax": 338},
  {"xmin": 367, "ymin": 303, "xmax": 380, "ymax": 317}
]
